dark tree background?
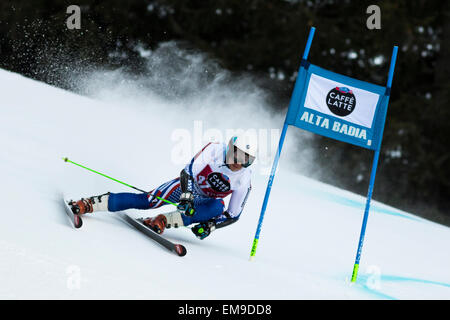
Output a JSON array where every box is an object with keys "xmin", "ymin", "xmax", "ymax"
[{"xmin": 1, "ymin": 0, "xmax": 449, "ymax": 225}]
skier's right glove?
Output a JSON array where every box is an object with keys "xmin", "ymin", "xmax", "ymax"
[{"xmin": 177, "ymin": 192, "xmax": 195, "ymax": 217}]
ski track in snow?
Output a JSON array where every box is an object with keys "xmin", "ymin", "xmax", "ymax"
[{"xmin": 0, "ymin": 68, "xmax": 449, "ymax": 299}]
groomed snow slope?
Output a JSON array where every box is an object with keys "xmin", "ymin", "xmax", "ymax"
[{"xmin": 0, "ymin": 68, "xmax": 449, "ymax": 300}]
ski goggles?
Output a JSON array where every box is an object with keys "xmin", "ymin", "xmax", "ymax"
[{"xmin": 229, "ymin": 145, "xmax": 255, "ymax": 168}]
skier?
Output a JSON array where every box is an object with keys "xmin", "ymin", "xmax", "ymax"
[{"xmin": 69, "ymin": 135, "xmax": 256, "ymax": 240}]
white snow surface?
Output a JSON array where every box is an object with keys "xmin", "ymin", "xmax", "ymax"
[{"xmin": 0, "ymin": 68, "xmax": 449, "ymax": 300}]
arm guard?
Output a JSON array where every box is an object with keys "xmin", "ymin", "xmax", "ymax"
[
  {"xmin": 180, "ymin": 169, "xmax": 194, "ymax": 193},
  {"xmin": 214, "ymin": 211, "xmax": 239, "ymax": 229}
]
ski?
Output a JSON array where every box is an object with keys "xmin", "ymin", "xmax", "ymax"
[
  {"xmin": 119, "ymin": 213, "xmax": 187, "ymax": 257},
  {"xmin": 62, "ymin": 198, "xmax": 83, "ymax": 228}
]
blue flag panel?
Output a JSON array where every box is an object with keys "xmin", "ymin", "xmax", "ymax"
[{"xmin": 285, "ymin": 63, "xmax": 389, "ymax": 150}]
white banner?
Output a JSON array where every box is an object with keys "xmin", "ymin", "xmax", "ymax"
[{"xmin": 304, "ymin": 73, "xmax": 380, "ymax": 128}]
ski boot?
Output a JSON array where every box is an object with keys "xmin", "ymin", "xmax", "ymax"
[
  {"xmin": 142, "ymin": 211, "xmax": 184, "ymax": 234},
  {"xmin": 69, "ymin": 193, "xmax": 110, "ymax": 215}
]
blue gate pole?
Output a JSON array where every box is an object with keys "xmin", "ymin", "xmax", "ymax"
[
  {"xmin": 249, "ymin": 27, "xmax": 316, "ymax": 260},
  {"xmin": 351, "ymin": 46, "xmax": 398, "ymax": 282}
]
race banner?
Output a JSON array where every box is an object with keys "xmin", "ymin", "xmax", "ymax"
[
  {"xmin": 285, "ymin": 64, "xmax": 389, "ymax": 150},
  {"xmin": 250, "ymin": 26, "xmax": 398, "ymax": 283}
]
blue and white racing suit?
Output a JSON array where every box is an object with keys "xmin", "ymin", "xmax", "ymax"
[{"xmin": 107, "ymin": 142, "xmax": 252, "ymax": 227}]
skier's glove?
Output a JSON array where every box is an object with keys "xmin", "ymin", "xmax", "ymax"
[
  {"xmin": 192, "ymin": 221, "xmax": 216, "ymax": 240},
  {"xmin": 177, "ymin": 192, "xmax": 195, "ymax": 217}
]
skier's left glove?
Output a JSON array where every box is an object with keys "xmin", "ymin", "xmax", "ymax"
[{"xmin": 192, "ymin": 221, "xmax": 216, "ymax": 240}]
